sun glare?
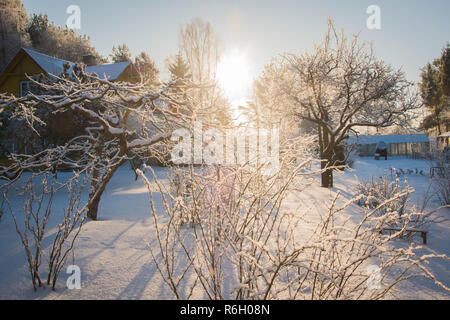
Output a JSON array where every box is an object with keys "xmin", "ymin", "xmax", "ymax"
[{"xmin": 217, "ymin": 50, "xmax": 252, "ymax": 103}]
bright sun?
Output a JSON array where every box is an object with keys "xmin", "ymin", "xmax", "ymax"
[{"xmin": 217, "ymin": 50, "xmax": 252, "ymax": 103}]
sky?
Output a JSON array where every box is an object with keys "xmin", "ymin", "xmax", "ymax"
[{"xmin": 21, "ymin": 0, "xmax": 450, "ymax": 90}]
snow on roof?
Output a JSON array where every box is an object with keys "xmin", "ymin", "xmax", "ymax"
[
  {"xmin": 23, "ymin": 48, "xmax": 130, "ymax": 81},
  {"xmin": 347, "ymin": 134, "xmax": 429, "ymax": 145},
  {"xmin": 86, "ymin": 62, "xmax": 131, "ymax": 81},
  {"xmin": 23, "ymin": 48, "xmax": 75, "ymax": 76}
]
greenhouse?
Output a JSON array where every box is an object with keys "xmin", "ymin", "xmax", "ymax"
[{"xmin": 348, "ymin": 134, "xmax": 430, "ymax": 157}]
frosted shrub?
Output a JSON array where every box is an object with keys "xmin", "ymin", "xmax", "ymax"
[
  {"xmin": 46, "ymin": 173, "xmax": 88, "ymax": 290},
  {"xmin": 1, "ymin": 170, "xmax": 88, "ymax": 291},
  {"xmin": 167, "ymin": 165, "xmax": 236, "ymax": 229},
  {"xmin": 139, "ymin": 154, "xmax": 449, "ymax": 300},
  {"xmin": 355, "ymin": 172, "xmax": 443, "ymax": 236},
  {"xmin": 432, "ymin": 170, "xmax": 450, "ymax": 206},
  {"xmin": 356, "ymin": 171, "xmax": 410, "ymax": 216},
  {"xmin": 425, "ymin": 148, "xmax": 450, "ymax": 206},
  {"xmin": 344, "ymin": 146, "xmax": 358, "ymax": 169},
  {"xmin": 1, "ymin": 173, "xmax": 55, "ymax": 290}
]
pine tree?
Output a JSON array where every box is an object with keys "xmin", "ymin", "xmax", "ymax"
[
  {"xmin": 440, "ymin": 44, "xmax": 450, "ymax": 97},
  {"xmin": 135, "ymin": 51, "xmax": 159, "ymax": 85},
  {"xmin": 27, "ymin": 13, "xmax": 48, "ymax": 48},
  {"xmin": 420, "ymin": 43, "xmax": 450, "ymax": 134},
  {"xmin": 167, "ymin": 52, "xmax": 191, "ymax": 80},
  {"xmin": 110, "ymin": 44, "xmax": 132, "ymax": 63}
]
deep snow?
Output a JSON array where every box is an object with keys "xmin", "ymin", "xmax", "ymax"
[{"xmin": 0, "ymin": 157, "xmax": 448, "ymax": 300}]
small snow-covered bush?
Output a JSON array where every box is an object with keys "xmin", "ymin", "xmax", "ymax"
[
  {"xmin": 1, "ymin": 170, "xmax": 88, "ymax": 291},
  {"xmin": 356, "ymin": 172, "xmax": 442, "ymax": 235},
  {"xmin": 343, "ymin": 144, "xmax": 358, "ymax": 169},
  {"xmin": 356, "ymin": 171, "xmax": 410, "ymax": 216},
  {"xmin": 432, "ymin": 170, "xmax": 450, "ymax": 206},
  {"xmin": 426, "ymin": 150, "xmax": 450, "ymax": 206}
]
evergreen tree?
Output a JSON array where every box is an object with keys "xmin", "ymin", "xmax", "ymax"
[
  {"xmin": 135, "ymin": 51, "xmax": 159, "ymax": 85},
  {"xmin": 110, "ymin": 44, "xmax": 132, "ymax": 63},
  {"xmin": 439, "ymin": 44, "xmax": 450, "ymax": 97},
  {"xmin": 167, "ymin": 52, "xmax": 191, "ymax": 80},
  {"xmin": 420, "ymin": 43, "xmax": 450, "ymax": 134},
  {"xmin": 27, "ymin": 13, "xmax": 48, "ymax": 48}
]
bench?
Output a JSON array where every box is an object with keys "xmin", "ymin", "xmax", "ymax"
[{"xmin": 381, "ymin": 227, "xmax": 428, "ymax": 244}]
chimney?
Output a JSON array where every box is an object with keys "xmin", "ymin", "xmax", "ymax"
[{"xmin": 83, "ymin": 54, "xmax": 96, "ymax": 66}]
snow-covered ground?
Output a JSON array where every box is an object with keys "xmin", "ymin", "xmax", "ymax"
[{"xmin": 0, "ymin": 157, "xmax": 448, "ymax": 300}]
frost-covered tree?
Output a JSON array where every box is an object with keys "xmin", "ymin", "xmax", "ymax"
[
  {"xmin": 0, "ymin": 0, "xmax": 30, "ymax": 72},
  {"xmin": 111, "ymin": 47, "xmax": 160, "ymax": 84},
  {"xmin": 0, "ymin": 71, "xmax": 195, "ymax": 221},
  {"xmin": 258, "ymin": 21, "xmax": 421, "ymax": 188},
  {"xmin": 179, "ymin": 19, "xmax": 231, "ymax": 126},
  {"xmin": 110, "ymin": 44, "xmax": 132, "ymax": 63},
  {"xmin": 135, "ymin": 51, "xmax": 159, "ymax": 85},
  {"xmin": 26, "ymin": 13, "xmax": 105, "ymax": 64},
  {"xmin": 179, "ymin": 18, "xmax": 220, "ymax": 86}
]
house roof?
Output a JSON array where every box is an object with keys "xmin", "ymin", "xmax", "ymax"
[
  {"xmin": 86, "ymin": 62, "xmax": 131, "ymax": 81},
  {"xmin": 348, "ymin": 134, "xmax": 429, "ymax": 145},
  {"xmin": 23, "ymin": 48, "xmax": 76, "ymax": 76},
  {"xmin": 21, "ymin": 48, "xmax": 131, "ymax": 81}
]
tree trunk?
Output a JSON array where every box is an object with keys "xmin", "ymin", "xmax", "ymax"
[
  {"xmin": 87, "ymin": 162, "xmax": 122, "ymax": 220},
  {"xmin": 319, "ymin": 124, "xmax": 334, "ymax": 188},
  {"xmin": 435, "ymin": 109, "xmax": 442, "ymax": 135},
  {"xmin": 87, "ymin": 194, "xmax": 101, "ymax": 221},
  {"xmin": 320, "ymin": 153, "xmax": 334, "ymax": 188},
  {"xmin": 321, "ymin": 159, "xmax": 329, "ymax": 187}
]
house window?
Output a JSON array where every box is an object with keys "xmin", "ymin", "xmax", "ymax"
[
  {"xmin": 19, "ymin": 80, "xmax": 32, "ymax": 97},
  {"xmin": 19, "ymin": 80, "xmax": 40, "ymax": 97}
]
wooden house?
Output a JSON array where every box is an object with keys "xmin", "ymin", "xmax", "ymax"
[{"xmin": 0, "ymin": 48, "xmax": 138, "ymax": 96}]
